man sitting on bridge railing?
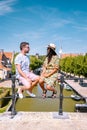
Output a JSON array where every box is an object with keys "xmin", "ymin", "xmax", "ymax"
[{"xmin": 15, "ymin": 42, "xmax": 44, "ymax": 99}]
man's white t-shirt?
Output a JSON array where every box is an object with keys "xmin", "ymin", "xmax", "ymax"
[{"xmin": 15, "ymin": 53, "xmax": 30, "ymax": 78}]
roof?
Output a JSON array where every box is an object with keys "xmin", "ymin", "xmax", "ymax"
[
  {"xmin": 0, "ymin": 52, "xmax": 14, "ymax": 71},
  {"xmin": 61, "ymin": 53, "xmax": 81, "ymax": 59}
]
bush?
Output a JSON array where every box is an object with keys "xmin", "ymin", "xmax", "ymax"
[{"xmin": 60, "ymin": 54, "xmax": 87, "ymax": 78}]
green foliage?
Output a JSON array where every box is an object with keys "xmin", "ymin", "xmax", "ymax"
[
  {"xmin": 11, "ymin": 53, "xmax": 45, "ymax": 73},
  {"xmin": 59, "ymin": 58, "xmax": 67, "ymax": 71},
  {"xmin": 11, "ymin": 52, "xmax": 19, "ymax": 74},
  {"xmin": 30, "ymin": 55, "xmax": 44, "ymax": 70},
  {"xmin": 60, "ymin": 54, "xmax": 87, "ymax": 77}
]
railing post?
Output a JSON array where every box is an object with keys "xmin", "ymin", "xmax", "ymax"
[
  {"xmin": 59, "ymin": 75, "xmax": 64, "ymax": 115},
  {"xmin": 53, "ymin": 74, "xmax": 69, "ymax": 119},
  {"xmin": 79, "ymin": 78, "xmax": 83, "ymax": 86},
  {"xmin": 11, "ymin": 75, "xmax": 17, "ymax": 117}
]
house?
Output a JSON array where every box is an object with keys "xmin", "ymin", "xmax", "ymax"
[
  {"xmin": 61, "ymin": 53, "xmax": 80, "ymax": 59},
  {"xmin": 58, "ymin": 46, "xmax": 83, "ymax": 59},
  {"xmin": 0, "ymin": 49, "xmax": 14, "ymax": 79}
]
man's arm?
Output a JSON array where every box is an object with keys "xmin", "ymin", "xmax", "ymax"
[{"xmin": 15, "ymin": 64, "xmax": 27, "ymax": 79}]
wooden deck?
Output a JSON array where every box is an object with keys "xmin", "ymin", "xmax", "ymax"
[{"xmin": 65, "ymin": 79, "xmax": 87, "ymax": 102}]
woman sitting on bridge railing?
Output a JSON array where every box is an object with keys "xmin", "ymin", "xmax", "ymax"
[{"xmin": 39, "ymin": 43, "xmax": 59, "ymax": 98}]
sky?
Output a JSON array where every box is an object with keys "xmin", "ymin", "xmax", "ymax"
[{"xmin": 0, "ymin": 0, "xmax": 87, "ymax": 55}]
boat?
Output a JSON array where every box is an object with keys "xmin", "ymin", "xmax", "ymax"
[
  {"xmin": 64, "ymin": 84, "xmax": 72, "ymax": 91},
  {"xmin": 75, "ymin": 104, "xmax": 87, "ymax": 112},
  {"xmin": 71, "ymin": 94, "xmax": 81, "ymax": 101}
]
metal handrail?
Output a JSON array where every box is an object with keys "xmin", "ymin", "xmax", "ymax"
[
  {"xmin": 10, "ymin": 75, "xmax": 65, "ymax": 118},
  {"xmin": 0, "ymin": 75, "xmax": 87, "ymax": 119}
]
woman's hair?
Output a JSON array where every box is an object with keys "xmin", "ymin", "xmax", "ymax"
[
  {"xmin": 20, "ymin": 42, "xmax": 29, "ymax": 50},
  {"xmin": 46, "ymin": 48, "xmax": 57, "ymax": 63}
]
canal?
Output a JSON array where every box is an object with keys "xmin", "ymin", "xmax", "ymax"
[{"xmin": 15, "ymin": 84, "xmax": 85, "ymax": 112}]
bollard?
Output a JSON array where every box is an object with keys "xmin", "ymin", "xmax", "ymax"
[
  {"xmin": 59, "ymin": 75, "xmax": 64, "ymax": 115},
  {"xmin": 11, "ymin": 75, "xmax": 17, "ymax": 118},
  {"xmin": 79, "ymin": 78, "xmax": 83, "ymax": 86}
]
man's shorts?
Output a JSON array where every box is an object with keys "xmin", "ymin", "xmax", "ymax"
[{"xmin": 19, "ymin": 72, "xmax": 39, "ymax": 87}]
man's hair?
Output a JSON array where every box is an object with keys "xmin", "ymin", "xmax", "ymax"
[{"xmin": 20, "ymin": 42, "xmax": 29, "ymax": 50}]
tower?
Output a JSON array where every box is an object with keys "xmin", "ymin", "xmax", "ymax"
[{"xmin": 59, "ymin": 46, "xmax": 62, "ymax": 58}]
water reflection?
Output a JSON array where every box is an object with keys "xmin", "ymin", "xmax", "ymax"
[{"xmin": 16, "ymin": 84, "xmax": 85, "ymax": 112}]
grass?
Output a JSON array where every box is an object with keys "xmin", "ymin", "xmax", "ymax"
[{"xmin": 0, "ymin": 100, "xmax": 12, "ymax": 113}]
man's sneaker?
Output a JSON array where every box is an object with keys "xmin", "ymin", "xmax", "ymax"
[
  {"xmin": 26, "ymin": 90, "xmax": 36, "ymax": 97},
  {"xmin": 18, "ymin": 93, "xmax": 24, "ymax": 99},
  {"xmin": 17, "ymin": 88, "xmax": 24, "ymax": 99}
]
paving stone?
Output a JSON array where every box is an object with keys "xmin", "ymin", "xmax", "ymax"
[{"xmin": 0, "ymin": 112, "xmax": 87, "ymax": 130}]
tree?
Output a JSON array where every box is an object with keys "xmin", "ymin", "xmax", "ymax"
[
  {"xmin": 59, "ymin": 54, "xmax": 87, "ymax": 78},
  {"xmin": 30, "ymin": 56, "xmax": 44, "ymax": 70},
  {"xmin": 11, "ymin": 52, "xmax": 19, "ymax": 74}
]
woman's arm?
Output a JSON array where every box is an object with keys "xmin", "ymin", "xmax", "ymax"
[
  {"xmin": 43, "ymin": 67, "xmax": 58, "ymax": 78},
  {"xmin": 40, "ymin": 66, "xmax": 46, "ymax": 76}
]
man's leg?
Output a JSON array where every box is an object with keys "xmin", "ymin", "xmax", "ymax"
[
  {"xmin": 17, "ymin": 78, "xmax": 32, "ymax": 98},
  {"xmin": 29, "ymin": 76, "xmax": 40, "ymax": 92}
]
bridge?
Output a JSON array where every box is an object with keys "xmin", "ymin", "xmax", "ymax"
[
  {"xmin": 65, "ymin": 79, "xmax": 87, "ymax": 102},
  {"xmin": 0, "ymin": 75, "xmax": 87, "ymax": 130}
]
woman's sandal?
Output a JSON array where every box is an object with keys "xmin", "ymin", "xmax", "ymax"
[
  {"xmin": 51, "ymin": 90, "xmax": 57, "ymax": 98},
  {"xmin": 42, "ymin": 90, "xmax": 47, "ymax": 98}
]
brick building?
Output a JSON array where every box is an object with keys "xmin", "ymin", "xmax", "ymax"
[{"xmin": 0, "ymin": 49, "xmax": 14, "ymax": 79}]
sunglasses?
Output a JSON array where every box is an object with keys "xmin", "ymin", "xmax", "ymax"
[{"xmin": 25, "ymin": 46, "xmax": 29, "ymax": 49}]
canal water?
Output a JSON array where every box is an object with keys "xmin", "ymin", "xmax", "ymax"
[{"xmin": 16, "ymin": 84, "xmax": 85, "ymax": 112}]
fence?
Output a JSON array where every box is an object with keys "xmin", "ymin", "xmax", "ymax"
[{"xmin": 11, "ymin": 75, "xmax": 65, "ymax": 118}]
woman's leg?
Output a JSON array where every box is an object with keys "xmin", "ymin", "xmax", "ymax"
[
  {"xmin": 39, "ymin": 78, "xmax": 46, "ymax": 91},
  {"xmin": 46, "ymin": 85, "xmax": 57, "ymax": 98},
  {"xmin": 39, "ymin": 78, "xmax": 47, "ymax": 97},
  {"xmin": 46, "ymin": 85, "xmax": 55, "ymax": 91}
]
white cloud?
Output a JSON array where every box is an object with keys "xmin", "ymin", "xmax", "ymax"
[
  {"xmin": 73, "ymin": 25, "xmax": 87, "ymax": 31},
  {"xmin": 48, "ymin": 18, "xmax": 72, "ymax": 29},
  {"xmin": 0, "ymin": 0, "xmax": 16, "ymax": 15},
  {"xmin": 27, "ymin": 6, "xmax": 60, "ymax": 21},
  {"xmin": 27, "ymin": 6, "xmax": 58, "ymax": 15},
  {"xmin": 27, "ymin": 6, "xmax": 75, "ymax": 29},
  {"xmin": 73, "ymin": 11, "xmax": 82, "ymax": 16},
  {"xmin": 73, "ymin": 10, "xmax": 87, "ymax": 17},
  {"xmin": 14, "ymin": 31, "xmax": 44, "ymax": 40}
]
